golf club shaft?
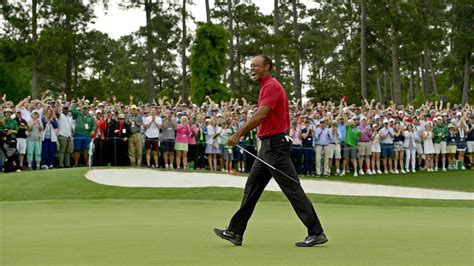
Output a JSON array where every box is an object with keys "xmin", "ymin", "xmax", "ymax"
[{"xmin": 216, "ymin": 134, "xmax": 300, "ymax": 184}]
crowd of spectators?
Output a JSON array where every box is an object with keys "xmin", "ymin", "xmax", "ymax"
[{"xmin": 0, "ymin": 93, "xmax": 473, "ymax": 176}]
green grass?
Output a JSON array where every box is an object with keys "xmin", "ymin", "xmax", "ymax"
[
  {"xmin": 0, "ymin": 168, "xmax": 473, "ymax": 265},
  {"xmin": 0, "ymin": 168, "xmax": 472, "ymax": 207},
  {"xmin": 1, "ymin": 199, "xmax": 472, "ymax": 265},
  {"xmin": 309, "ymin": 170, "xmax": 474, "ymax": 192}
]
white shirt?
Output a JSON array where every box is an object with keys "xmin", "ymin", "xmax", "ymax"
[
  {"xmin": 57, "ymin": 112, "xmax": 74, "ymax": 138},
  {"xmin": 143, "ymin": 116, "xmax": 162, "ymax": 138},
  {"xmin": 379, "ymin": 127, "xmax": 394, "ymax": 144}
]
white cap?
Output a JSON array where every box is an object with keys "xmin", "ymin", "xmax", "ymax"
[
  {"xmin": 374, "ymin": 115, "xmax": 380, "ymax": 119},
  {"xmin": 456, "ymin": 111, "xmax": 462, "ymax": 116},
  {"xmin": 32, "ymin": 109, "xmax": 40, "ymax": 114},
  {"xmin": 360, "ymin": 116, "xmax": 367, "ymax": 121},
  {"xmin": 398, "ymin": 110, "xmax": 404, "ymax": 114},
  {"xmin": 372, "ymin": 123, "xmax": 378, "ymax": 128},
  {"xmin": 383, "ymin": 119, "xmax": 389, "ymax": 124},
  {"xmin": 389, "ymin": 118, "xmax": 395, "ymax": 122},
  {"xmin": 433, "ymin": 117, "xmax": 438, "ymax": 121},
  {"xmin": 217, "ymin": 113, "xmax": 223, "ymax": 117}
]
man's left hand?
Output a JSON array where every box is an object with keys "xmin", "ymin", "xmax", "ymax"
[{"xmin": 227, "ymin": 133, "xmax": 240, "ymax": 146}]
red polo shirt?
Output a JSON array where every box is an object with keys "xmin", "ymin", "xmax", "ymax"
[{"xmin": 257, "ymin": 76, "xmax": 290, "ymax": 137}]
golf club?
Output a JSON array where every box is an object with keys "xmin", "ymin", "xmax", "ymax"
[{"xmin": 213, "ymin": 133, "xmax": 300, "ymax": 184}]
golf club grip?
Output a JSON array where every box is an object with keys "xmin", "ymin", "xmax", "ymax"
[
  {"xmin": 237, "ymin": 144, "xmax": 300, "ymax": 184},
  {"xmin": 217, "ymin": 134, "xmax": 300, "ymax": 184}
]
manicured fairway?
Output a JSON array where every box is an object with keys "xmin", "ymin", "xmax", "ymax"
[{"xmin": 1, "ymin": 199, "xmax": 472, "ymax": 265}]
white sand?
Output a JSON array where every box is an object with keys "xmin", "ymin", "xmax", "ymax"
[{"xmin": 85, "ymin": 169, "xmax": 474, "ymax": 200}]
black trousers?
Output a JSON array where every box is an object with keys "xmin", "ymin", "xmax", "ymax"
[{"xmin": 228, "ymin": 134, "xmax": 324, "ymax": 237}]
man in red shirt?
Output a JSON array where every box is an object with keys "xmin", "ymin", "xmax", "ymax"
[{"xmin": 213, "ymin": 55, "xmax": 327, "ymax": 247}]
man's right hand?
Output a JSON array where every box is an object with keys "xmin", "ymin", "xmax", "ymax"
[{"xmin": 227, "ymin": 133, "xmax": 240, "ymax": 147}]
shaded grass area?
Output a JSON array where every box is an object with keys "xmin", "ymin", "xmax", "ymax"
[
  {"xmin": 1, "ymin": 200, "xmax": 472, "ymax": 265},
  {"xmin": 0, "ymin": 168, "xmax": 472, "ymax": 207},
  {"xmin": 310, "ymin": 170, "xmax": 474, "ymax": 192}
]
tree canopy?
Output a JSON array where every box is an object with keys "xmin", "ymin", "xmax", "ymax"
[{"xmin": 0, "ymin": 1, "xmax": 471, "ymax": 105}]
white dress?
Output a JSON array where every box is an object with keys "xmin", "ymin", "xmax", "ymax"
[
  {"xmin": 371, "ymin": 133, "xmax": 381, "ymax": 153},
  {"xmin": 423, "ymin": 131, "xmax": 435, "ymax": 154}
]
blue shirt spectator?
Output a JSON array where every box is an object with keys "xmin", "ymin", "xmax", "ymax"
[{"xmin": 315, "ymin": 125, "xmax": 331, "ymax": 146}]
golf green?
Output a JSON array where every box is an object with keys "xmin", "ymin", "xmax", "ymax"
[{"xmin": 1, "ymin": 199, "xmax": 472, "ymax": 265}]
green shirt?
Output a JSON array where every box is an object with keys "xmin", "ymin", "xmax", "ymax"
[
  {"xmin": 4, "ymin": 118, "xmax": 19, "ymax": 136},
  {"xmin": 345, "ymin": 125, "xmax": 362, "ymax": 147},
  {"xmin": 71, "ymin": 105, "xmax": 96, "ymax": 136},
  {"xmin": 433, "ymin": 124, "xmax": 448, "ymax": 143}
]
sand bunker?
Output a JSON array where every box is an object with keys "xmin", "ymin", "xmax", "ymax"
[{"xmin": 85, "ymin": 169, "xmax": 473, "ymax": 200}]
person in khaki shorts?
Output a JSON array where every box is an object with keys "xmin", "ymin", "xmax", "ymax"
[
  {"xmin": 327, "ymin": 121, "xmax": 342, "ymax": 175},
  {"xmin": 433, "ymin": 117, "xmax": 448, "ymax": 171},
  {"xmin": 357, "ymin": 117, "xmax": 372, "ymax": 175},
  {"xmin": 126, "ymin": 104, "xmax": 143, "ymax": 167}
]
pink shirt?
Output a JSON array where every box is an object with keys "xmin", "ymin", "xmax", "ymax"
[
  {"xmin": 187, "ymin": 124, "xmax": 198, "ymax": 145},
  {"xmin": 290, "ymin": 126, "xmax": 302, "ymax": 145},
  {"xmin": 176, "ymin": 124, "xmax": 191, "ymax": 144}
]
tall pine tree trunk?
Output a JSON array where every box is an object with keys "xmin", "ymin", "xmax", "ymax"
[
  {"xmin": 205, "ymin": 0, "xmax": 210, "ymax": 23},
  {"xmin": 65, "ymin": 3, "xmax": 73, "ymax": 96},
  {"xmin": 31, "ymin": 0, "xmax": 38, "ymax": 99},
  {"xmin": 292, "ymin": 0, "xmax": 302, "ymax": 105},
  {"xmin": 390, "ymin": 20, "xmax": 401, "ymax": 105},
  {"xmin": 236, "ymin": 21, "xmax": 242, "ymax": 96},
  {"xmin": 360, "ymin": 0, "xmax": 368, "ymax": 100},
  {"xmin": 145, "ymin": 0, "xmax": 155, "ymax": 101},
  {"xmin": 408, "ymin": 71, "xmax": 414, "ymax": 102},
  {"xmin": 462, "ymin": 52, "xmax": 471, "ymax": 105},
  {"xmin": 273, "ymin": 0, "xmax": 281, "ymax": 80},
  {"xmin": 227, "ymin": 0, "xmax": 235, "ymax": 92},
  {"xmin": 422, "ymin": 45, "xmax": 431, "ymax": 100},
  {"xmin": 181, "ymin": 0, "xmax": 188, "ymax": 99},
  {"xmin": 427, "ymin": 49, "xmax": 438, "ymax": 95},
  {"xmin": 383, "ymin": 71, "xmax": 388, "ymax": 104},
  {"xmin": 377, "ymin": 69, "xmax": 383, "ymax": 104}
]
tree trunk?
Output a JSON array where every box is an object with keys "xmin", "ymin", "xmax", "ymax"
[
  {"xmin": 31, "ymin": 0, "xmax": 38, "ymax": 99},
  {"xmin": 377, "ymin": 69, "xmax": 383, "ymax": 104},
  {"xmin": 145, "ymin": 0, "xmax": 155, "ymax": 101},
  {"xmin": 390, "ymin": 20, "xmax": 401, "ymax": 105},
  {"xmin": 205, "ymin": 0, "xmax": 211, "ymax": 23},
  {"xmin": 427, "ymin": 49, "xmax": 438, "ymax": 95},
  {"xmin": 383, "ymin": 71, "xmax": 387, "ymax": 104},
  {"xmin": 292, "ymin": 0, "xmax": 302, "ymax": 106},
  {"xmin": 422, "ymin": 45, "xmax": 431, "ymax": 100},
  {"xmin": 273, "ymin": 0, "xmax": 281, "ymax": 80},
  {"xmin": 181, "ymin": 0, "xmax": 188, "ymax": 99},
  {"xmin": 227, "ymin": 0, "xmax": 235, "ymax": 92},
  {"xmin": 360, "ymin": 0, "xmax": 368, "ymax": 100},
  {"xmin": 236, "ymin": 21, "xmax": 242, "ymax": 97},
  {"xmin": 408, "ymin": 71, "xmax": 414, "ymax": 103},
  {"xmin": 65, "ymin": 3, "xmax": 73, "ymax": 96},
  {"xmin": 462, "ymin": 52, "xmax": 471, "ymax": 105}
]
